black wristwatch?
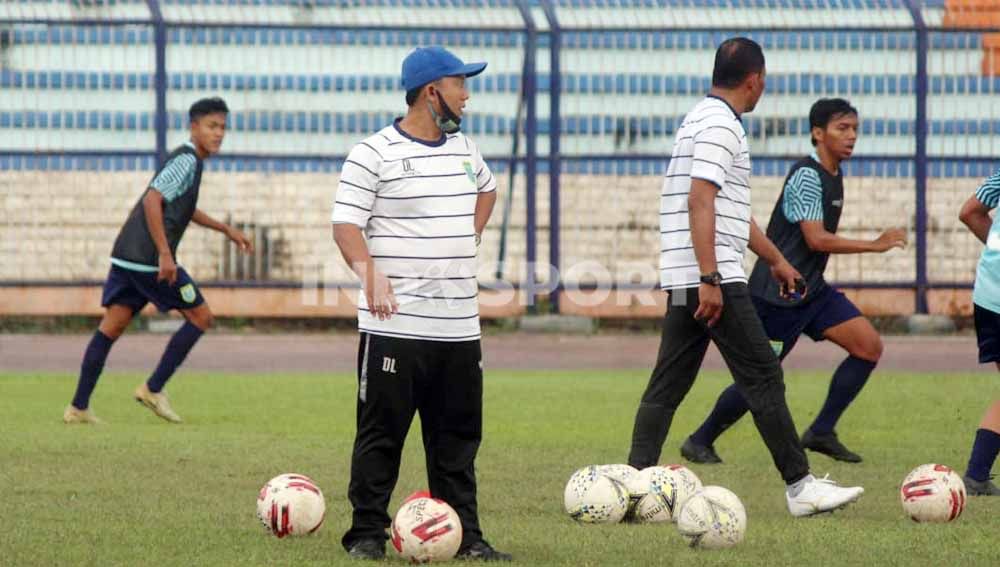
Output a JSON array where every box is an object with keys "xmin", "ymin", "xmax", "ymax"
[{"xmin": 699, "ymin": 271, "xmax": 722, "ymax": 286}]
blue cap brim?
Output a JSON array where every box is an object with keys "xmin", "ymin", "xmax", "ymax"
[{"xmin": 453, "ymin": 62, "xmax": 487, "ymax": 79}]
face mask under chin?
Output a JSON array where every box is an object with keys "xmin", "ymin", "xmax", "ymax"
[{"xmin": 427, "ymin": 97, "xmax": 462, "ymax": 134}]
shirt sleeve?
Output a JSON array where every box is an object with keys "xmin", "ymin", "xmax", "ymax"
[
  {"xmin": 976, "ymin": 168, "xmax": 1000, "ymax": 209},
  {"xmin": 782, "ymin": 166, "xmax": 825, "ymax": 223},
  {"xmin": 470, "ymin": 139, "xmax": 497, "ymax": 194},
  {"xmin": 331, "ymin": 142, "xmax": 382, "ymax": 228},
  {"xmin": 149, "ymin": 153, "xmax": 197, "ymax": 203},
  {"xmin": 689, "ymin": 120, "xmax": 740, "ymax": 189}
]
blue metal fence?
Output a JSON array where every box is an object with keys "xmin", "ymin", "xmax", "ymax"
[{"xmin": 1, "ymin": 0, "xmax": 996, "ymax": 314}]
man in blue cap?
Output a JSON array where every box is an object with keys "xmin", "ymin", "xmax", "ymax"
[{"xmin": 332, "ymin": 46, "xmax": 509, "ymax": 561}]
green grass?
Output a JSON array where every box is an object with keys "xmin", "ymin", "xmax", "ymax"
[{"xmin": 0, "ymin": 369, "xmax": 997, "ymax": 566}]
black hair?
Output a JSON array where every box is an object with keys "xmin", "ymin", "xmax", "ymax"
[
  {"xmin": 712, "ymin": 37, "xmax": 765, "ymax": 89},
  {"xmin": 405, "ymin": 88, "xmax": 421, "ymax": 106},
  {"xmin": 809, "ymin": 98, "xmax": 859, "ymax": 146},
  {"xmin": 189, "ymin": 97, "xmax": 229, "ymax": 123}
]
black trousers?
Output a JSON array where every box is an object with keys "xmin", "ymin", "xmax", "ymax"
[
  {"xmin": 342, "ymin": 333, "xmax": 483, "ymax": 550},
  {"xmin": 628, "ymin": 283, "xmax": 810, "ymax": 484}
]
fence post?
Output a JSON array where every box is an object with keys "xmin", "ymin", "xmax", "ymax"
[
  {"xmin": 540, "ymin": 0, "xmax": 561, "ymax": 313},
  {"xmin": 516, "ymin": 1, "xmax": 538, "ymax": 311},
  {"xmin": 146, "ymin": 0, "xmax": 168, "ymax": 168},
  {"xmin": 906, "ymin": 0, "xmax": 929, "ymax": 314}
]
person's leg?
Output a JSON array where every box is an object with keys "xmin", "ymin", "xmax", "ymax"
[
  {"xmin": 145, "ymin": 303, "xmax": 212, "ymax": 394},
  {"xmin": 628, "ymin": 288, "xmax": 711, "ymax": 469},
  {"xmin": 809, "ymin": 312, "xmax": 880, "ymax": 436},
  {"xmin": 419, "ymin": 340, "xmax": 509, "ymax": 559},
  {"xmin": 709, "ymin": 283, "xmax": 810, "ymax": 484},
  {"xmin": 343, "ymin": 334, "xmax": 418, "ymax": 555},
  {"xmin": 66, "ymin": 304, "xmax": 135, "ymax": 421},
  {"xmin": 966, "ymin": 398, "xmax": 1000, "ymax": 487}
]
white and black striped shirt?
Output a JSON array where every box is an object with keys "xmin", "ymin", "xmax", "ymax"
[
  {"xmin": 660, "ymin": 96, "xmax": 752, "ymax": 290},
  {"xmin": 331, "ymin": 119, "xmax": 497, "ymax": 342}
]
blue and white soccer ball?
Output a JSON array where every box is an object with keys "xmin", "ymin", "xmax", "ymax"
[
  {"xmin": 676, "ymin": 486, "xmax": 747, "ymax": 549},
  {"xmin": 564, "ymin": 465, "xmax": 630, "ymax": 524}
]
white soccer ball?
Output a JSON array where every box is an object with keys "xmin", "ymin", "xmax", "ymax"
[
  {"xmin": 631, "ymin": 465, "xmax": 703, "ymax": 523},
  {"xmin": 676, "ymin": 486, "xmax": 747, "ymax": 549},
  {"xmin": 256, "ymin": 473, "xmax": 326, "ymax": 538},
  {"xmin": 564, "ymin": 465, "xmax": 630, "ymax": 523},
  {"xmin": 597, "ymin": 464, "xmax": 640, "ymax": 487},
  {"xmin": 391, "ymin": 492, "xmax": 463, "ymax": 563},
  {"xmin": 900, "ymin": 464, "xmax": 967, "ymax": 523}
]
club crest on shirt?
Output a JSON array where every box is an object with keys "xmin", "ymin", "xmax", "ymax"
[
  {"xmin": 769, "ymin": 340, "xmax": 783, "ymax": 357},
  {"xmin": 401, "ymin": 158, "xmax": 420, "ymax": 176},
  {"xmin": 463, "ymin": 161, "xmax": 477, "ymax": 185},
  {"xmin": 180, "ymin": 283, "xmax": 197, "ymax": 303},
  {"xmin": 831, "ymin": 199, "xmax": 843, "ymax": 208}
]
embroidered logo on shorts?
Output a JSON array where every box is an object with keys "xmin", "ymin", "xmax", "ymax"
[
  {"xmin": 769, "ymin": 340, "xmax": 784, "ymax": 357},
  {"xmin": 180, "ymin": 283, "xmax": 197, "ymax": 304},
  {"xmin": 463, "ymin": 161, "xmax": 477, "ymax": 185}
]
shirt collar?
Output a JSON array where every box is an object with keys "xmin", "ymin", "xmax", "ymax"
[{"xmin": 706, "ymin": 94, "xmax": 740, "ymax": 120}]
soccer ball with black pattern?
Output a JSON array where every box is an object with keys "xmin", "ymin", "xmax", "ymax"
[
  {"xmin": 676, "ymin": 486, "xmax": 747, "ymax": 549},
  {"xmin": 564, "ymin": 465, "xmax": 630, "ymax": 524},
  {"xmin": 900, "ymin": 464, "xmax": 967, "ymax": 523},
  {"xmin": 391, "ymin": 491, "xmax": 463, "ymax": 563},
  {"xmin": 255, "ymin": 473, "xmax": 326, "ymax": 538}
]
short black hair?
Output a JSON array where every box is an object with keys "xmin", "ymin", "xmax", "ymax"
[
  {"xmin": 189, "ymin": 97, "xmax": 229, "ymax": 123},
  {"xmin": 712, "ymin": 37, "xmax": 765, "ymax": 89},
  {"xmin": 809, "ymin": 98, "xmax": 858, "ymax": 146},
  {"xmin": 405, "ymin": 88, "xmax": 421, "ymax": 106}
]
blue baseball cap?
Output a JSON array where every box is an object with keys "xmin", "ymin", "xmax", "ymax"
[{"xmin": 401, "ymin": 46, "xmax": 487, "ymax": 92}]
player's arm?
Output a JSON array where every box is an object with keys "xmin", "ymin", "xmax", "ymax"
[
  {"xmin": 333, "ymin": 224, "xmax": 397, "ymax": 320},
  {"xmin": 474, "ymin": 191, "xmax": 496, "ymax": 238},
  {"xmin": 749, "ymin": 218, "xmax": 803, "ymax": 298},
  {"xmin": 472, "ymin": 143, "xmax": 498, "ymax": 243},
  {"xmin": 800, "ymin": 222, "xmax": 906, "ymax": 254},
  {"xmin": 191, "ymin": 209, "xmax": 253, "ymax": 253},
  {"xmin": 960, "ymin": 196, "xmax": 995, "ymax": 245},
  {"xmin": 141, "ymin": 189, "xmax": 177, "ymax": 285}
]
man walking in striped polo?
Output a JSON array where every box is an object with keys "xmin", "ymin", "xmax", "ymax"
[{"xmin": 626, "ymin": 37, "xmax": 865, "ymax": 517}]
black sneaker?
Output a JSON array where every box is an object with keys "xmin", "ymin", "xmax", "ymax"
[
  {"xmin": 801, "ymin": 430, "xmax": 862, "ymax": 463},
  {"xmin": 964, "ymin": 475, "xmax": 1000, "ymax": 496},
  {"xmin": 456, "ymin": 540, "xmax": 512, "ymax": 562},
  {"xmin": 347, "ymin": 538, "xmax": 385, "ymax": 560},
  {"xmin": 681, "ymin": 436, "xmax": 723, "ymax": 464}
]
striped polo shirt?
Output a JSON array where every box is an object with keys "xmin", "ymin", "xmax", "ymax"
[
  {"xmin": 331, "ymin": 119, "xmax": 497, "ymax": 342},
  {"xmin": 660, "ymin": 95, "xmax": 752, "ymax": 290}
]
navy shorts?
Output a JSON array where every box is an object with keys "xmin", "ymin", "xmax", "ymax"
[
  {"xmin": 751, "ymin": 286, "xmax": 862, "ymax": 360},
  {"xmin": 101, "ymin": 264, "xmax": 205, "ymax": 314},
  {"xmin": 974, "ymin": 304, "xmax": 1000, "ymax": 364}
]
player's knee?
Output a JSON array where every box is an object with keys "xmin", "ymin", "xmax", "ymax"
[
  {"xmin": 852, "ymin": 335, "xmax": 883, "ymax": 363},
  {"xmin": 188, "ymin": 309, "xmax": 214, "ymax": 331}
]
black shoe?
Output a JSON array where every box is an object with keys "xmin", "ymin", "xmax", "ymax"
[
  {"xmin": 456, "ymin": 540, "xmax": 512, "ymax": 562},
  {"xmin": 347, "ymin": 538, "xmax": 385, "ymax": 560},
  {"xmin": 801, "ymin": 429, "xmax": 862, "ymax": 463},
  {"xmin": 964, "ymin": 475, "xmax": 1000, "ymax": 496},
  {"xmin": 681, "ymin": 436, "xmax": 723, "ymax": 464}
]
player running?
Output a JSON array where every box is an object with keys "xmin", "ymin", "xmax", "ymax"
[
  {"xmin": 681, "ymin": 98, "xmax": 906, "ymax": 465},
  {"xmin": 956, "ymin": 173, "xmax": 1000, "ymax": 495},
  {"xmin": 63, "ymin": 97, "xmax": 252, "ymax": 425}
]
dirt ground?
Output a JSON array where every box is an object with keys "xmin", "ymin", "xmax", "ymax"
[{"xmin": 0, "ymin": 332, "xmax": 988, "ymax": 374}]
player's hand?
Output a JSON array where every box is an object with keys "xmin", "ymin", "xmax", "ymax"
[
  {"xmin": 157, "ymin": 252, "xmax": 178, "ymax": 286},
  {"xmin": 772, "ymin": 261, "xmax": 806, "ymax": 300},
  {"xmin": 366, "ymin": 271, "xmax": 399, "ymax": 321},
  {"xmin": 872, "ymin": 228, "xmax": 907, "ymax": 252},
  {"xmin": 694, "ymin": 283, "xmax": 723, "ymax": 328},
  {"xmin": 226, "ymin": 227, "xmax": 254, "ymax": 254}
]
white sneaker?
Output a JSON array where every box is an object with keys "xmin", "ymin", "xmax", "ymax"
[{"xmin": 787, "ymin": 475, "xmax": 864, "ymax": 517}]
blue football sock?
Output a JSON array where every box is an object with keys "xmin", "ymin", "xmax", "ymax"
[
  {"xmin": 690, "ymin": 384, "xmax": 750, "ymax": 446},
  {"xmin": 809, "ymin": 356, "xmax": 876, "ymax": 436},
  {"xmin": 966, "ymin": 428, "xmax": 1000, "ymax": 482},
  {"xmin": 71, "ymin": 330, "xmax": 116, "ymax": 410},
  {"xmin": 146, "ymin": 321, "xmax": 204, "ymax": 393}
]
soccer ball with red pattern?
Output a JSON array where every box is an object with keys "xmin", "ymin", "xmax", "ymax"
[
  {"xmin": 391, "ymin": 491, "xmax": 463, "ymax": 563},
  {"xmin": 256, "ymin": 473, "xmax": 326, "ymax": 537},
  {"xmin": 900, "ymin": 464, "xmax": 967, "ymax": 523}
]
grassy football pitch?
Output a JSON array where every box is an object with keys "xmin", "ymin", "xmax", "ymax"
[{"xmin": 1, "ymin": 369, "xmax": 997, "ymax": 566}]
